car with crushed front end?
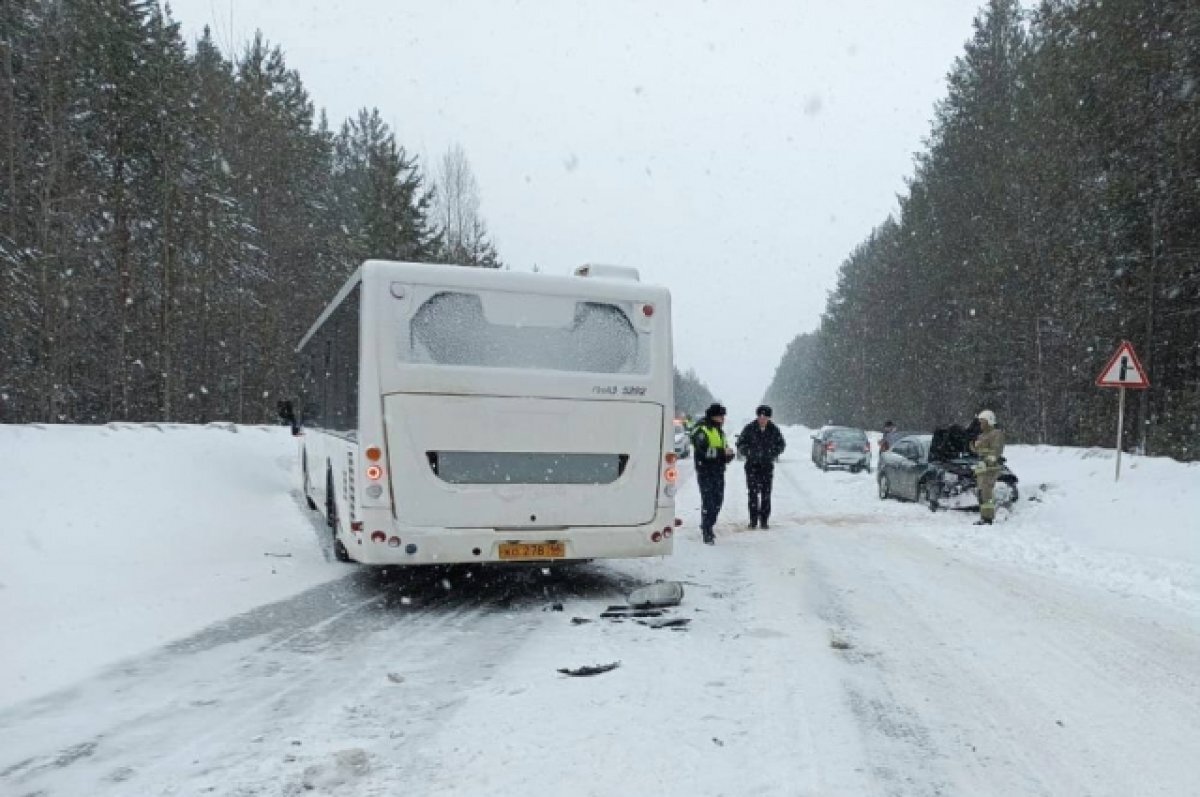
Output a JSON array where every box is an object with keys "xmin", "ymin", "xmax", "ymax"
[{"xmin": 876, "ymin": 427, "xmax": 1018, "ymax": 511}]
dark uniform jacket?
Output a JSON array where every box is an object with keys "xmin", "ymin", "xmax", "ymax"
[{"xmin": 737, "ymin": 421, "xmax": 786, "ymax": 465}]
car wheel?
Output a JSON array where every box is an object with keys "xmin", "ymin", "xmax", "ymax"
[
  {"xmin": 917, "ymin": 481, "xmax": 938, "ymax": 512},
  {"xmin": 326, "ymin": 468, "xmax": 351, "ymax": 563},
  {"xmin": 850, "ymin": 464, "xmax": 861, "ymax": 474},
  {"xmin": 878, "ymin": 474, "xmax": 891, "ymax": 500},
  {"xmin": 996, "ymin": 481, "xmax": 1019, "ymax": 507}
]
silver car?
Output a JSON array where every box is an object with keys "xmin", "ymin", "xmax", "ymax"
[
  {"xmin": 673, "ymin": 420, "xmax": 691, "ymax": 459},
  {"xmin": 811, "ymin": 426, "xmax": 871, "ymax": 473}
]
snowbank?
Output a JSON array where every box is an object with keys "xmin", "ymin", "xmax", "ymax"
[
  {"xmin": 783, "ymin": 426, "xmax": 1200, "ymax": 613},
  {"xmin": 2, "ymin": 422, "xmax": 1195, "ymax": 713},
  {"xmin": 0, "ymin": 423, "xmax": 342, "ymax": 709}
]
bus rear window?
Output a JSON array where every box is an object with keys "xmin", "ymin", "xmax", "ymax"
[
  {"xmin": 408, "ymin": 291, "xmax": 648, "ymax": 374},
  {"xmin": 427, "ymin": 451, "xmax": 628, "ymax": 485}
]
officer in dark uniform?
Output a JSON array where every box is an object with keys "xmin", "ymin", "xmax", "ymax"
[
  {"xmin": 691, "ymin": 402, "xmax": 735, "ymax": 545},
  {"xmin": 737, "ymin": 405, "xmax": 787, "ymax": 529}
]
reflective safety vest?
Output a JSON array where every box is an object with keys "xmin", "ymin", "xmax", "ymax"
[{"xmin": 697, "ymin": 424, "xmax": 725, "ymax": 457}]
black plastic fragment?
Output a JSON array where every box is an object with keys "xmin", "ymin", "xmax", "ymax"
[{"xmin": 557, "ymin": 661, "xmax": 621, "ymax": 677}]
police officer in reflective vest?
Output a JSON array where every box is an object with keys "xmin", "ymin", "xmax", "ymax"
[
  {"xmin": 691, "ymin": 403, "xmax": 735, "ymax": 545},
  {"xmin": 970, "ymin": 409, "xmax": 1005, "ymax": 525}
]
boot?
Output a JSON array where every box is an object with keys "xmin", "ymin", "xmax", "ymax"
[
  {"xmin": 973, "ymin": 518, "xmax": 993, "ymax": 526},
  {"xmin": 748, "ymin": 518, "xmax": 758, "ymax": 530},
  {"xmin": 760, "ymin": 519, "xmax": 770, "ymax": 530},
  {"xmin": 702, "ymin": 529, "xmax": 715, "ymax": 545}
]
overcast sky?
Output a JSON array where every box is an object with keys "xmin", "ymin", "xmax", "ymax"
[{"xmin": 168, "ymin": 0, "xmax": 984, "ymax": 415}]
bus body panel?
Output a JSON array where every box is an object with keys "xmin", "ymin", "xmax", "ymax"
[
  {"xmin": 348, "ymin": 506, "xmax": 677, "ymax": 565},
  {"xmin": 297, "ymin": 260, "xmax": 676, "ymax": 566},
  {"xmin": 382, "ymin": 394, "xmax": 664, "ymax": 528}
]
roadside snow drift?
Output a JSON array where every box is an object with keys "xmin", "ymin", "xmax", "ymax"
[
  {"xmin": 1, "ymin": 422, "xmax": 1198, "ymax": 796},
  {"xmin": 0, "ymin": 423, "xmax": 341, "ymax": 708}
]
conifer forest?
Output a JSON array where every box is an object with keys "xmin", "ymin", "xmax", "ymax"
[
  {"xmin": 765, "ymin": 0, "xmax": 1200, "ymax": 461},
  {"xmin": 0, "ymin": 0, "xmax": 501, "ymax": 425}
]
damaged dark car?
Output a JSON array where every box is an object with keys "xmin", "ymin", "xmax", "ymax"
[{"xmin": 876, "ymin": 426, "xmax": 1018, "ymax": 511}]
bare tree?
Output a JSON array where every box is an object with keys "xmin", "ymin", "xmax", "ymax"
[{"xmin": 434, "ymin": 143, "xmax": 479, "ymax": 258}]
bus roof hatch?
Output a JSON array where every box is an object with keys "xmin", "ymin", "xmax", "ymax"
[{"xmin": 573, "ymin": 264, "xmax": 640, "ymax": 281}]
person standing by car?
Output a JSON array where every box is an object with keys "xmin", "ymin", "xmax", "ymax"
[
  {"xmin": 879, "ymin": 420, "xmax": 899, "ymax": 453},
  {"xmin": 737, "ymin": 405, "xmax": 786, "ymax": 529},
  {"xmin": 692, "ymin": 403, "xmax": 735, "ymax": 545},
  {"xmin": 970, "ymin": 409, "xmax": 1005, "ymax": 525}
]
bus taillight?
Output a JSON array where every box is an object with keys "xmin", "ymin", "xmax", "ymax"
[
  {"xmin": 664, "ymin": 467, "xmax": 678, "ymax": 483},
  {"xmin": 664, "ymin": 451, "xmax": 678, "ymax": 464},
  {"xmin": 370, "ymin": 531, "xmax": 387, "ymax": 544},
  {"xmin": 366, "ymin": 464, "xmax": 383, "ymax": 481},
  {"xmin": 366, "ymin": 446, "xmax": 383, "ymax": 462}
]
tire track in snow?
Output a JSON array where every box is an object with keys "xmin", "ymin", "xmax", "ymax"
[{"xmin": 0, "ymin": 564, "xmax": 642, "ymax": 796}]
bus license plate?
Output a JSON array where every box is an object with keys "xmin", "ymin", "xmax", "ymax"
[{"xmin": 498, "ymin": 542, "xmax": 566, "ymax": 560}]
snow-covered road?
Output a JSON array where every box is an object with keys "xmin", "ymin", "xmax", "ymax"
[{"xmin": 3, "ymin": 428, "xmax": 1199, "ymax": 796}]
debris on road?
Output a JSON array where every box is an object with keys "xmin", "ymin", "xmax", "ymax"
[
  {"xmin": 557, "ymin": 661, "xmax": 621, "ymax": 678},
  {"xmin": 627, "ymin": 581, "xmax": 684, "ymax": 608},
  {"xmin": 635, "ymin": 617, "xmax": 691, "ymax": 630},
  {"xmin": 829, "ymin": 633, "xmax": 854, "ymax": 650},
  {"xmin": 599, "ymin": 608, "xmax": 664, "ymax": 619}
]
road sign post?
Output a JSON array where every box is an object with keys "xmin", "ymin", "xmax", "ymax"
[
  {"xmin": 1115, "ymin": 386, "xmax": 1126, "ymax": 481},
  {"xmin": 1095, "ymin": 340, "xmax": 1150, "ymax": 482}
]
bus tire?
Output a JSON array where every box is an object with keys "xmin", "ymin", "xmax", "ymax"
[{"xmin": 326, "ymin": 468, "xmax": 352, "ymax": 563}]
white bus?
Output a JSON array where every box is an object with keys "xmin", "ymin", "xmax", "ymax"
[{"xmin": 284, "ymin": 260, "xmax": 679, "ymax": 565}]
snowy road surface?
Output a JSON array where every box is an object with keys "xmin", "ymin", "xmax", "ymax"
[{"xmin": 3, "ymin": 428, "xmax": 1199, "ymax": 796}]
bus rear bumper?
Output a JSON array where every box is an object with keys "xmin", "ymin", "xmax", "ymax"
[{"xmin": 344, "ymin": 510, "xmax": 678, "ymax": 565}]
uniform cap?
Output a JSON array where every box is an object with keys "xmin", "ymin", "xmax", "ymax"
[
  {"xmin": 977, "ymin": 409, "xmax": 996, "ymax": 425},
  {"xmin": 705, "ymin": 403, "xmax": 727, "ymax": 419},
  {"xmin": 756, "ymin": 405, "xmax": 772, "ymax": 417}
]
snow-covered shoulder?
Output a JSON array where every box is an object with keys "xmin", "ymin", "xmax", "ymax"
[
  {"xmin": 780, "ymin": 424, "xmax": 1200, "ymax": 612},
  {"xmin": 0, "ymin": 423, "xmax": 342, "ymax": 709}
]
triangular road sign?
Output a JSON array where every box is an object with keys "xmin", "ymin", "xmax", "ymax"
[{"xmin": 1096, "ymin": 340, "xmax": 1150, "ymax": 388}]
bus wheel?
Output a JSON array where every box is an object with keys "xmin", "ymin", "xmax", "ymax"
[{"xmin": 326, "ymin": 469, "xmax": 351, "ymax": 563}]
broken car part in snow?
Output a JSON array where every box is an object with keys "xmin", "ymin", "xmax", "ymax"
[
  {"xmin": 627, "ymin": 581, "xmax": 684, "ymax": 609},
  {"xmin": 635, "ymin": 617, "xmax": 691, "ymax": 630},
  {"xmin": 557, "ymin": 661, "xmax": 621, "ymax": 677}
]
